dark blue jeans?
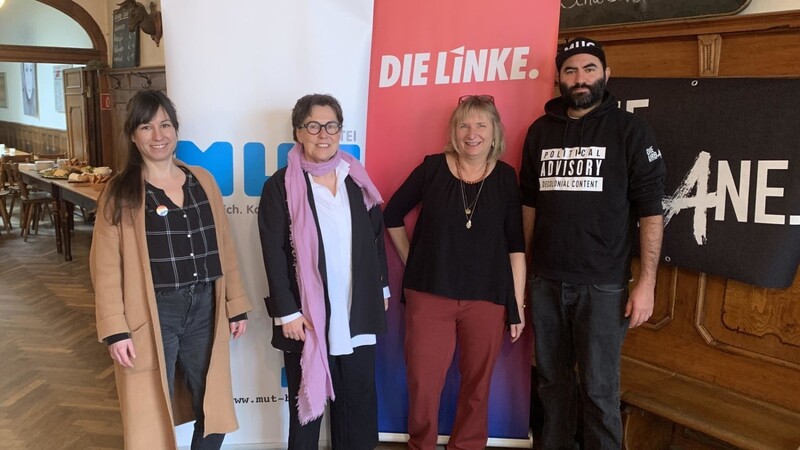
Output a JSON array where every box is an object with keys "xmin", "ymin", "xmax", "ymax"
[
  {"xmin": 529, "ymin": 275, "xmax": 629, "ymax": 450},
  {"xmin": 156, "ymin": 282, "xmax": 225, "ymax": 450}
]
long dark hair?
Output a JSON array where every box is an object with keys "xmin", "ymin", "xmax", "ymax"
[{"xmin": 103, "ymin": 89, "xmax": 179, "ymax": 225}]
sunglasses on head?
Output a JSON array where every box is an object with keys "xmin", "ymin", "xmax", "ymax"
[{"xmin": 458, "ymin": 94, "xmax": 495, "ymax": 105}]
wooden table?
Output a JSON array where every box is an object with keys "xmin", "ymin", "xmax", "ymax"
[
  {"xmin": 52, "ymin": 178, "xmax": 101, "ymax": 261},
  {"xmin": 18, "ymin": 169, "xmax": 100, "ymax": 261},
  {"xmin": 0, "ymin": 150, "xmax": 32, "ymax": 161}
]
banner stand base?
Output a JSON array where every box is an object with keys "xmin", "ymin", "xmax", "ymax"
[{"xmin": 378, "ymin": 432, "xmax": 534, "ymax": 448}]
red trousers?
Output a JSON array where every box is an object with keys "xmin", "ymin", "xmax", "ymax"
[{"xmin": 404, "ymin": 289, "xmax": 506, "ymax": 450}]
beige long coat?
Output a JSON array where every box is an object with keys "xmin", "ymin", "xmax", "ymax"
[{"xmin": 90, "ymin": 163, "xmax": 252, "ymax": 449}]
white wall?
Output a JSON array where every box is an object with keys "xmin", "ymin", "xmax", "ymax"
[
  {"xmin": 73, "ymin": 0, "xmax": 110, "ymax": 38},
  {"xmin": 741, "ymin": 0, "xmax": 800, "ymax": 14},
  {"xmin": 0, "ymin": 62, "xmax": 76, "ymax": 130}
]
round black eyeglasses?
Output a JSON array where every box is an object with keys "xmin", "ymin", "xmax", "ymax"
[{"xmin": 299, "ymin": 121, "xmax": 343, "ymax": 135}]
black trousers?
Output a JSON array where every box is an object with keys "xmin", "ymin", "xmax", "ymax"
[{"xmin": 284, "ymin": 345, "xmax": 378, "ymax": 450}]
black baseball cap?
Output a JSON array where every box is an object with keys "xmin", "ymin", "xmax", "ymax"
[{"xmin": 556, "ymin": 37, "xmax": 606, "ymax": 70}]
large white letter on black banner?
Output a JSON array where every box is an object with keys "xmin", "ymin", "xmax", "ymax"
[{"xmin": 610, "ymin": 77, "xmax": 800, "ymax": 288}]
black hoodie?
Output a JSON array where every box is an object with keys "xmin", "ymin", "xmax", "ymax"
[{"xmin": 520, "ymin": 91, "xmax": 666, "ymax": 284}]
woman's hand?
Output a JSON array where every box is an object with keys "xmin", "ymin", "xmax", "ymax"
[
  {"xmin": 509, "ymin": 304, "xmax": 526, "ymax": 343},
  {"xmin": 387, "ymin": 227, "xmax": 410, "ymax": 265},
  {"xmin": 109, "ymin": 338, "xmax": 136, "ymax": 368},
  {"xmin": 282, "ymin": 315, "xmax": 314, "ymax": 342},
  {"xmin": 509, "ymin": 252, "xmax": 526, "ymax": 344},
  {"xmin": 230, "ymin": 319, "xmax": 248, "ymax": 339}
]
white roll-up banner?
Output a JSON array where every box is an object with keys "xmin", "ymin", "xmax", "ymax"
[{"xmin": 161, "ymin": 0, "xmax": 559, "ymax": 446}]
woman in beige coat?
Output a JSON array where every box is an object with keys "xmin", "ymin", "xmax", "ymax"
[{"xmin": 91, "ymin": 90, "xmax": 251, "ymax": 449}]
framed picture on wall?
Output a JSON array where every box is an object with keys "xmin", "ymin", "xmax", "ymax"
[
  {"xmin": 0, "ymin": 72, "xmax": 7, "ymax": 108},
  {"xmin": 22, "ymin": 62, "xmax": 38, "ymax": 117},
  {"xmin": 53, "ymin": 65, "xmax": 71, "ymax": 113}
]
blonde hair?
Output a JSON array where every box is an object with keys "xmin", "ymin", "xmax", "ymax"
[{"xmin": 443, "ymin": 96, "xmax": 505, "ymax": 162}]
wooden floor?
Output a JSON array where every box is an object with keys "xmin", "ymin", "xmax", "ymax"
[
  {"xmin": 0, "ymin": 214, "xmax": 122, "ymax": 449},
  {"xmin": 0, "ymin": 213, "xmax": 531, "ymax": 449}
]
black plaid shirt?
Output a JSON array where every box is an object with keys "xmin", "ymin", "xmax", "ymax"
[{"xmin": 145, "ymin": 167, "xmax": 222, "ymax": 291}]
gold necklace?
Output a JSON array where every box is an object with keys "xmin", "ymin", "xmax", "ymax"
[
  {"xmin": 456, "ymin": 155, "xmax": 489, "ymax": 184},
  {"xmin": 455, "ymin": 156, "xmax": 489, "ymax": 229}
]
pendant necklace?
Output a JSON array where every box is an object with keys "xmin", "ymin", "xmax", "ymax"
[{"xmin": 455, "ymin": 155, "xmax": 489, "ymax": 230}]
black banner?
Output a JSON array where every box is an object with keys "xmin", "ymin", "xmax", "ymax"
[{"xmin": 608, "ymin": 77, "xmax": 800, "ymax": 288}]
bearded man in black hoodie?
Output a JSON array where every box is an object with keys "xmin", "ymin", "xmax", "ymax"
[{"xmin": 520, "ymin": 37, "xmax": 666, "ymax": 449}]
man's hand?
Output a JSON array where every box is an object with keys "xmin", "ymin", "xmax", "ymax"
[
  {"xmin": 625, "ymin": 282, "xmax": 654, "ymax": 328},
  {"xmin": 626, "ymin": 214, "xmax": 662, "ymax": 329}
]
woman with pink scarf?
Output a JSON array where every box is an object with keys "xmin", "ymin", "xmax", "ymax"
[{"xmin": 257, "ymin": 94, "xmax": 389, "ymax": 450}]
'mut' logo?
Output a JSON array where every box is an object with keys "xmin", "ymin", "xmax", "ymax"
[{"xmin": 176, "ymin": 141, "xmax": 360, "ymax": 197}]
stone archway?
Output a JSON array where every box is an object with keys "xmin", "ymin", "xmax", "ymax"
[{"xmin": 0, "ymin": 0, "xmax": 107, "ymax": 64}]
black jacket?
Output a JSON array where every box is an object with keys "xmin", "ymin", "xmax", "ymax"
[
  {"xmin": 520, "ymin": 92, "xmax": 666, "ymax": 284},
  {"xmin": 258, "ymin": 167, "xmax": 388, "ymax": 352}
]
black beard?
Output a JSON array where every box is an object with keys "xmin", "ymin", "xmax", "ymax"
[{"xmin": 560, "ymin": 76, "xmax": 606, "ymax": 110}]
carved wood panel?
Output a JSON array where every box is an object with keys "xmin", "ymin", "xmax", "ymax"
[
  {"xmin": 698, "ymin": 272, "xmax": 800, "ymax": 370},
  {"xmin": 581, "ymin": 9, "xmax": 800, "ymax": 421}
]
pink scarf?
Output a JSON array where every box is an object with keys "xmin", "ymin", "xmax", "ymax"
[{"xmin": 285, "ymin": 143, "xmax": 382, "ymax": 424}]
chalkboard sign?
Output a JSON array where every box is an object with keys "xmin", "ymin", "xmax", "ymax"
[
  {"xmin": 560, "ymin": 0, "xmax": 751, "ymax": 30},
  {"xmin": 112, "ymin": 6, "xmax": 140, "ymax": 69}
]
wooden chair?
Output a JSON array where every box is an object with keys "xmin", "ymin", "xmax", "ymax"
[
  {"xmin": 0, "ymin": 187, "xmax": 11, "ymax": 232},
  {"xmin": 1, "ymin": 155, "xmax": 32, "ymax": 216},
  {"xmin": 6, "ymin": 163, "xmax": 53, "ymax": 241},
  {"xmin": 0, "ymin": 154, "xmax": 31, "ymax": 190}
]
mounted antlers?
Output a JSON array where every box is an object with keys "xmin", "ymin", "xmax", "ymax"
[{"xmin": 117, "ymin": 0, "xmax": 163, "ymax": 47}]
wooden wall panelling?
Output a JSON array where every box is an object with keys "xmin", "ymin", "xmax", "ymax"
[
  {"xmin": 718, "ymin": 31, "xmax": 800, "ymax": 77},
  {"xmin": 622, "ymin": 268, "xmax": 800, "ymax": 411},
  {"xmin": 698, "ymin": 34, "xmax": 722, "ymax": 76},
  {"xmin": 0, "ymin": 121, "xmax": 68, "ymax": 157},
  {"xmin": 564, "ymin": 9, "xmax": 800, "ymax": 448},
  {"xmin": 602, "ymin": 38, "xmax": 699, "ymax": 78},
  {"xmin": 699, "ymin": 272, "xmax": 800, "ymax": 369},
  {"xmin": 622, "ymin": 406, "xmax": 673, "ymax": 450}
]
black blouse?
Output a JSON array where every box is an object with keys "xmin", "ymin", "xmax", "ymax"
[
  {"xmin": 144, "ymin": 167, "xmax": 222, "ymax": 291},
  {"xmin": 383, "ymin": 153, "xmax": 524, "ymax": 323}
]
